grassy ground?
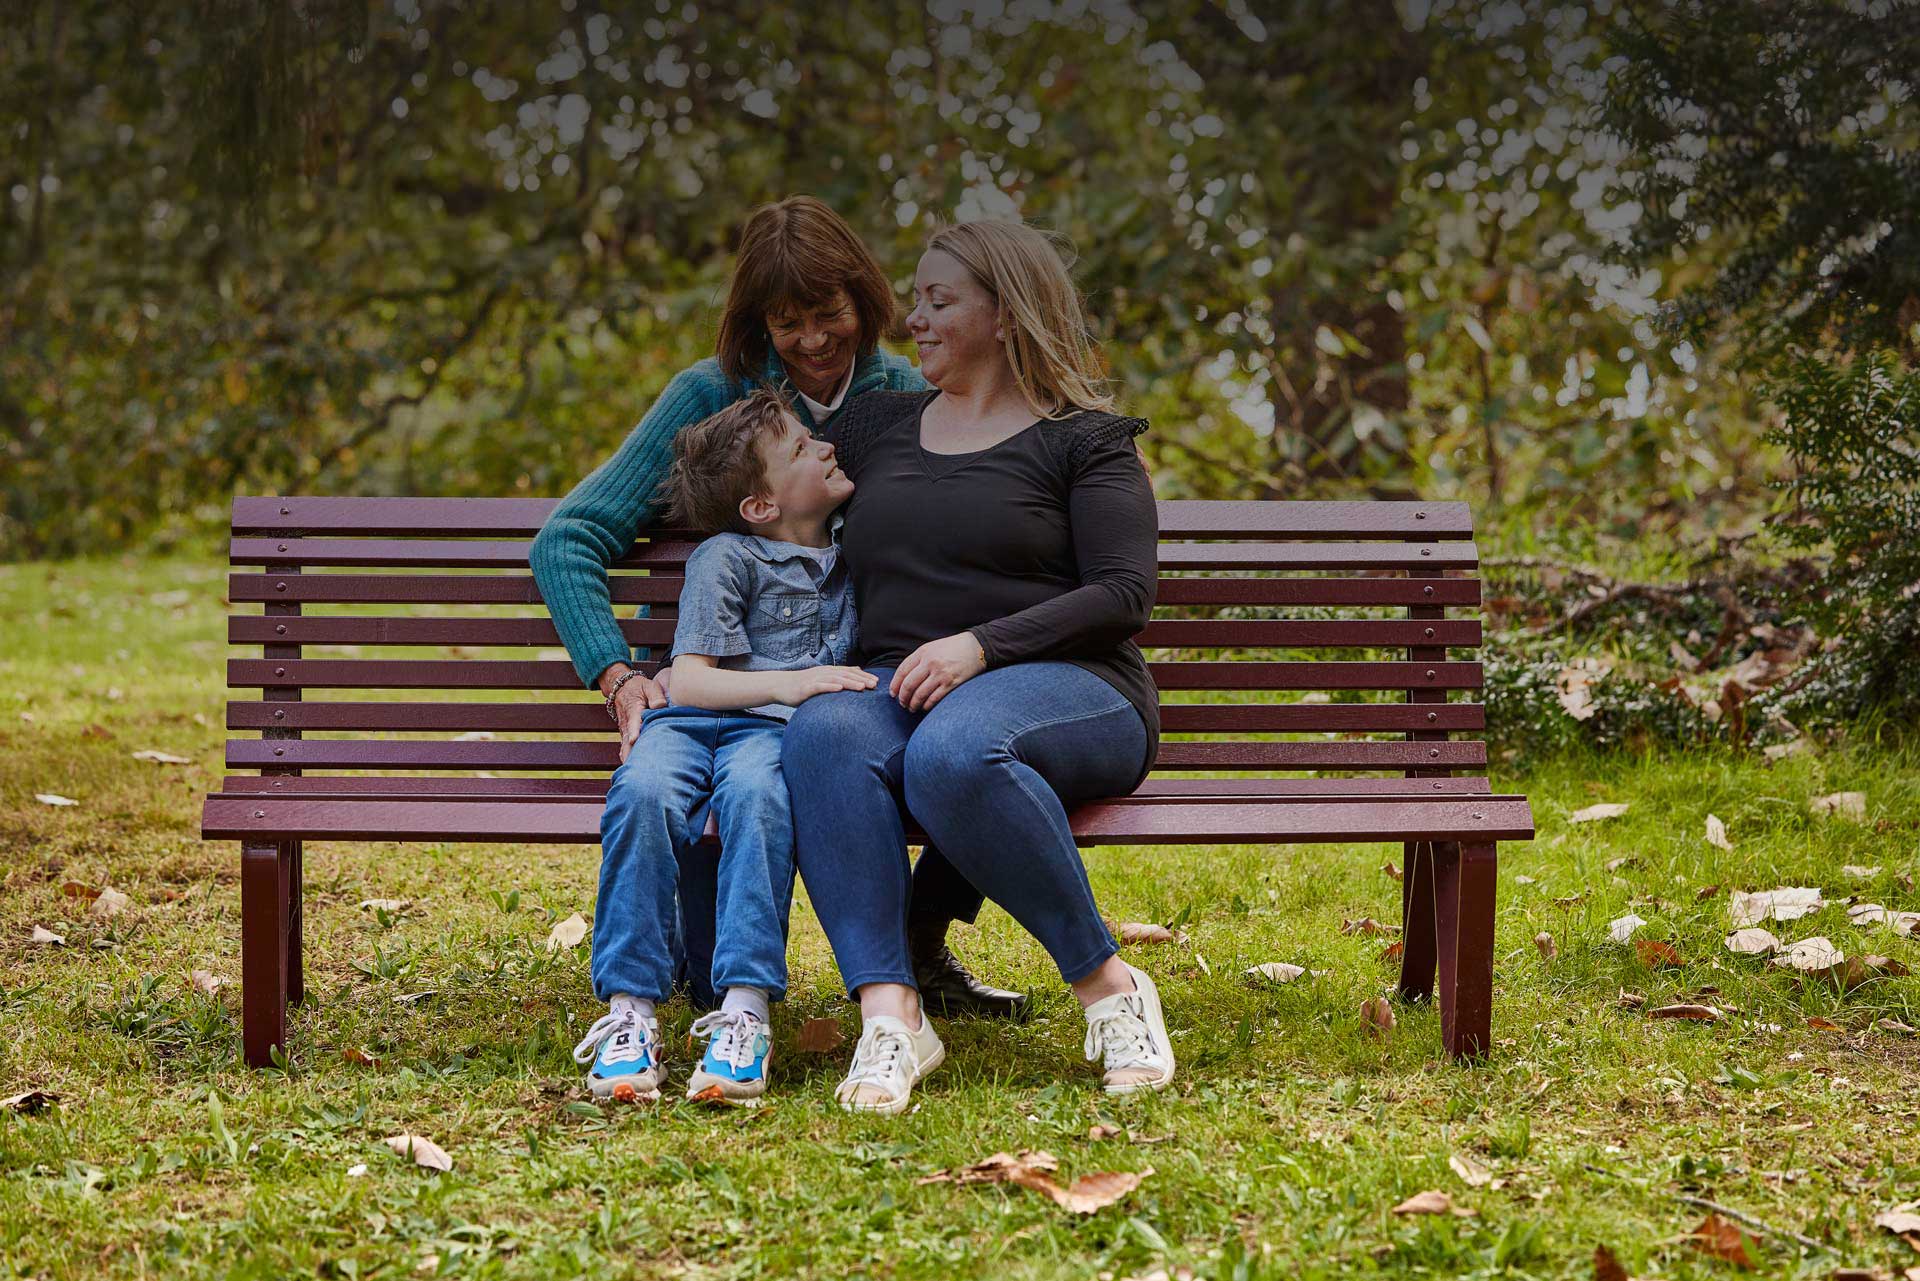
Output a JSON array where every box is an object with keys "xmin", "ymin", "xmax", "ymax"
[{"xmin": 3, "ymin": 554, "xmax": 1919, "ymax": 1279}]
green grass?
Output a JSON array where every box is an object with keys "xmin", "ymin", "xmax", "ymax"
[{"xmin": 3, "ymin": 555, "xmax": 1920, "ymax": 1279}]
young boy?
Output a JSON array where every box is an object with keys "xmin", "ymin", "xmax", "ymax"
[{"xmin": 571, "ymin": 390, "xmax": 875, "ymax": 1103}]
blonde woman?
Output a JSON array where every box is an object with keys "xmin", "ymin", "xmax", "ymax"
[{"xmin": 783, "ymin": 220, "xmax": 1172, "ymax": 1113}]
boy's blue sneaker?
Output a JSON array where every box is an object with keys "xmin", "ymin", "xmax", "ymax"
[
  {"xmin": 686, "ymin": 1010, "xmax": 772, "ymax": 1104},
  {"xmin": 572, "ymin": 1007, "xmax": 665, "ymax": 1101}
]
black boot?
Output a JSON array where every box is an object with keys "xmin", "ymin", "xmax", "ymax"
[{"xmin": 909, "ymin": 919, "xmax": 1029, "ymax": 1020}]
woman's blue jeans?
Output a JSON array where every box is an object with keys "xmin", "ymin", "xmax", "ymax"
[
  {"xmin": 593, "ymin": 707, "xmax": 795, "ymax": 1004},
  {"xmin": 783, "ymin": 662, "xmax": 1148, "ymax": 994}
]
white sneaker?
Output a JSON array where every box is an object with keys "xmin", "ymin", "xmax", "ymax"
[
  {"xmin": 572, "ymin": 1008, "xmax": 666, "ymax": 1101},
  {"xmin": 1083, "ymin": 963, "xmax": 1175, "ymax": 1095},
  {"xmin": 834, "ymin": 1014, "xmax": 945, "ymax": 1115},
  {"xmin": 686, "ymin": 1010, "xmax": 773, "ymax": 1104}
]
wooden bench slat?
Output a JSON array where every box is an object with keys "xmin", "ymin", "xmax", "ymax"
[
  {"xmin": 227, "ymin": 658, "xmax": 1485, "ymax": 691},
  {"xmin": 227, "ymin": 737, "xmax": 1488, "ymax": 772},
  {"xmin": 234, "ymin": 497, "xmax": 1474, "ymax": 541},
  {"xmin": 233, "ymin": 538, "xmax": 1490, "ymax": 587},
  {"xmin": 228, "ymin": 614, "xmax": 1497, "ymax": 652},
  {"xmin": 203, "ymin": 793, "xmax": 1530, "ymax": 844},
  {"xmin": 226, "ymin": 700, "xmax": 1485, "ymax": 734},
  {"xmin": 211, "ymin": 774, "xmax": 1496, "ymax": 798}
]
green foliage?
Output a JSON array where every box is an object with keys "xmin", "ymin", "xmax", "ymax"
[
  {"xmin": 1602, "ymin": 0, "xmax": 1920, "ymax": 360},
  {"xmin": 1766, "ymin": 350, "xmax": 1920, "ymax": 721},
  {"xmin": 2, "ymin": 0, "xmax": 1778, "ymax": 557}
]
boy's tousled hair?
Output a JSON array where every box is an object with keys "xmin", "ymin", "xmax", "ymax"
[{"xmin": 657, "ymin": 390, "xmax": 794, "ymax": 535}]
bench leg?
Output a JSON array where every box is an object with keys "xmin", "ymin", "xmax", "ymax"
[
  {"xmin": 241, "ymin": 842, "xmax": 293, "ymax": 1068},
  {"xmin": 1434, "ymin": 840, "xmax": 1497, "ymax": 1060},
  {"xmin": 287, "ymin": 841, "xmax": 305, "ymax": 1007},
  {"xmin": 1396, "ymin": 840, "xmax": 1437, "ymax": 1002}
]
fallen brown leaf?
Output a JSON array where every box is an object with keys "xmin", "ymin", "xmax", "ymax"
[
  {"xmin": 1378, "ymin": 940, "xmax": 1405, "ymax": 963},
  {"xmin": 383, "ymin": 1133, "xmax": 453, "ymax": 1172},
  {"xmin": 1244, "ymin": 962, "xmax": 1309, "ymax": 985},
  {"xmin": 1608, "ymin": 914, "xmax": 1647, "ymax": 944},
  {"xmin": 1088, "ymin": 1124, "xmax": 1123, "ymax": 1141},
  {"xmin": 1686, "ymin": 1213, "xmax": 1756, "ymax": 1267},
  {"xmin": 59, "ymin": 881, "xmax": 101, "ymax": 902},
  {"xmin": 1875, "ymin": 1208, "xmax": 1920, "ymax": 1237},
  {"xmin": 1806, "ymin": 1016, "xmax": 1842, "ymax": 1031},
  {"xmin": 545, "ymin": 913, "xmax": 589, "ymax": 951},
  {"xmin": 1728, "ymin": 886, "xmax": 1825, "ymax": 927},
  {"xmin": 1875, "ymin": 1019, "xmax": 1918, "ymax": 1037},
  {"xmin": 343, "ymin": 1046, "xmax": 379, "ymax": 1066},
  {"xmin": 2, "ymin": 1090, "xmax": 58, "ymax": 1115},
  {"xmin": 1774, "ymin": 936, "xmax": 1844, "ymax": 975},
  {"xmin": 1392, "ymin": 1189, "xmax": 1476, "ymax": 1217},
  {"xmin": 687, "ymin": 1084, "xmax": 729, "ymax": 1106},
  {"xmin": 1843, "ymin": 864, "xmax": 1883, "ymax": 879},
  {"xmin": 1592, "ymin": 1244, "xmax": 1630, "ymax": 1281},
  {"xmin": 90, "ymin": 887, "xmax": 130, "ymax": 919},
  {"xmin": 1382, "ymin": 862, "xmax": 1403, "ymax": 882},
  {"xmin": 188, "ymin": 970, "xmax": 225, "ymax": 995},
  {"xmin": 1115, "ymin": 922, "xmax": 1179, "ymax": 945},
  {"xmin": 1649, "ymin": 1002, "xmax": 1724, "ymax": 1022},
  {"xmin": 1570, "ymin": 802, "xmax": 1630, "ymax": 824},
  {"xmin": 1618, "ymin": 989, "xmax": 1646, "ymax": 1009},
  {"xmin": 80, "ymin": 723, "xmax": 112, "ymax": 740},
  {"xmin": 1810, "ymin": 791, "xmax": 1867, "ymax": 821},
  {"xmin": 131, "ymin": 749, "xmax": 193, "ymax": 765},
  {"xmin": 1634, "ymin": 939, "xmax": 1683, "ymax": 969},
  {"xmin": 924, "ymin": 1150, "xmax": 1151, "ymax": 1215},
  {"xmin": 30, "ymin": 925, "xmax": 64, "ymax": 946},
  {"xmin": 1359, "ymin": 997, "xmax": 1395, "ymax": 1038},
  {"xmin": 1534, "ymin": 931, "xmax": 1557, "ymax": 960},
  {"xmin": 1341, "ymin": 917, "xmax": 1397, "ymax": 937},
  {"xmin": 1695, "ymin": 883, "xmax": 1722, "ymax": 901},
  {"xmin": 1704, "ymin": 813, "xmax": 1733, "ymax": 850},
  {"xmin": 1724, "ymin": 928, "xmax": 1780, "ymax": 956},
  {"xmin": 1448, "ymin": 1153, "xmax": 1493, "ymax": 1188},
  {"xmin": 795, "ymin": 1018, "xmax": 844, "ymax": 1054}
]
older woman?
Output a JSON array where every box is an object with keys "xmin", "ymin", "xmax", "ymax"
[
  {"xmin": 786, "ymin": 220, "xmax": 1172, "ymax": 1114},
  {"xmin": 531, "ymin": 196, "xmax": 1022, "ymax": 1024}
]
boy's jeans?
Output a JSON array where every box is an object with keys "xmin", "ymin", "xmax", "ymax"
[{"xmin": 593, "ymin": 707, "xmax": 794, "ymax": 1004}]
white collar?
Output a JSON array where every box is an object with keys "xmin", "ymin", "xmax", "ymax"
[{"xmin": 795, "ymin": 362, "xmax": 855, "ymax": 421}]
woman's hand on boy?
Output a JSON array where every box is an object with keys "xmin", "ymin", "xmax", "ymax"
[
  {"xmin": 601, "ymin": 664, "xmax": 669, "ymax": 763},
  {"xmin": 777, "ymin": 665, "xmax": 879, "ymax": 706},
  {"xmin": 890, "ymin": 633, "xmax": 987, "ymax": 713}
]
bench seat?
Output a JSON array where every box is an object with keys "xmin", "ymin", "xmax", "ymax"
[{"xmin": 203, "ymin": 495, "xmax": 1533, "ymax": 1069}]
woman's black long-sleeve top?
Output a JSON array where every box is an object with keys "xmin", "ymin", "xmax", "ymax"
[{"xmin": 824, "ymin": 389, "xmax": 1160, "ymax": 781}]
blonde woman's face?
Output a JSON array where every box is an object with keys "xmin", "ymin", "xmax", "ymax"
[{"xmin": 906, "ymin": 249, "xmax": 1002, "ymax": 388}]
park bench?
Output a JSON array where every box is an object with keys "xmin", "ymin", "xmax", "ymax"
[{"xmin": 201, "ymin": 496, "xmax": 1533, "ymax": 1068}]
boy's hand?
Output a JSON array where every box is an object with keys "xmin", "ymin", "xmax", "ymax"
[
  {"xmin": 776, "ymin": 665, "xmax": 878, "ymax": 706},
  {"xmin": 891, "ymin": 633, "xmax": 986, "ymax": 713}
]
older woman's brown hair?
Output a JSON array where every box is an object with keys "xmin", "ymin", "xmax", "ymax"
[{"xmin": 716, "ymin": 195, "xmax": 899, "ymax": 383}]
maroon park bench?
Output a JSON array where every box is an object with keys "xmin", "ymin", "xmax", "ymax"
[{"xmin": 202, "ymin": 496, "xmax": 1533, "ymax": 1068}]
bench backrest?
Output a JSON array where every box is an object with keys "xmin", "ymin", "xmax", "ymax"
[{"xmin": 225, "ymin": 497, "xmax": 1484, "ymax": 785}]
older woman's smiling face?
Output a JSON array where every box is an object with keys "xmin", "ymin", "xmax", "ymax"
[{"xmin": 768, "ymin": 288, "xmax": 861, "ymax": 402}]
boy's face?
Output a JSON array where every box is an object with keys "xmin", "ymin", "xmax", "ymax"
[{"xmin": 741, "ymin": 412, "xmax": 852, "ymax": 529}]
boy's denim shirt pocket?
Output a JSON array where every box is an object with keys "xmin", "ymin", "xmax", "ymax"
[{"xmin": 748, "ymin": 592, "xmax": 823, "ymax": 662}]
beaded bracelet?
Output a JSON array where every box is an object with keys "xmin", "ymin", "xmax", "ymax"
[{"xmin": 602, "ymin": 667, "xmax": 645, "ymax": 721}]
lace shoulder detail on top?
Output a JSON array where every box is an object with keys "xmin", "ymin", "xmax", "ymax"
[
  {"xmin": 824, "ymin": 389, "xmax": 927, "ymax": 480},
  {"xmin": 1038, "ymin": 411, "xmax": 1151, "ymax": 476}
]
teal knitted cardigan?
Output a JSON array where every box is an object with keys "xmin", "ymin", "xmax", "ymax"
[{"xmin": 531, "ymin": 348, "xmax": 927, "ymax": 689}]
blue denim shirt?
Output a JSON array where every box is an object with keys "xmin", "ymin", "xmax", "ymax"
[{"xmin": 668, "ymin": 522, "xmax": 857, "ymax": 722}]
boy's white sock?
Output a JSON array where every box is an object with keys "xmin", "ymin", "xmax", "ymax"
[
  {"xmin": 719, "ymin": 986, "xmax": 770, "ymax": 1024},
  {"xmin": 611, "ymin": 993, "xmax": 656, "ymax": 1024}
]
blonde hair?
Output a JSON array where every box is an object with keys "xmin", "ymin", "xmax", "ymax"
[{"xmin": 924, "ymin": 220, "xmax": 1114, "ymax": 417}]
